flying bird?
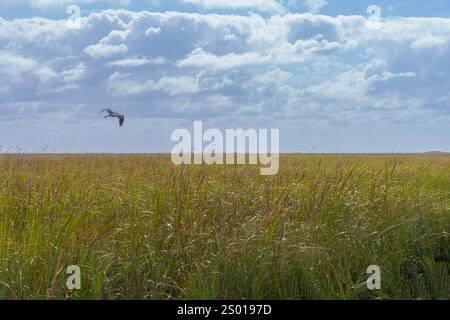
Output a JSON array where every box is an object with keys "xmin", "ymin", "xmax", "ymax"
[{"xmin": 99, "ymin": 108, "xmax": 125, "ymax": 127}]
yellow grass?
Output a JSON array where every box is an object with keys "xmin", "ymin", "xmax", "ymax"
[{"xmin": 0, "ymin": 154, "xmax": 448, "ymax": 299}]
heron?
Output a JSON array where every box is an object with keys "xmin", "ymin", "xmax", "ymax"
[{"xmin": 99, "ymin": 108, "xmax": 125, "ymax": 127}]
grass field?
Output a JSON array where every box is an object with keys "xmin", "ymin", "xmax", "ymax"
[{"xmin": 0, "ymin": 154, "xmax": 448, "ymax": 300}]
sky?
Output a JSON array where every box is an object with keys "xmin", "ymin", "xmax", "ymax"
[{"xmin": 0, "ymin": 0, "xmax": 449, "ymax": 153}]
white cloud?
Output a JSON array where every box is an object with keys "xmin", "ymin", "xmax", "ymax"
[
  {"xmin": 1, "ymin": 0, "xmax": 131, "ymax": 8},
  {"xmin": 108, "ymin": 72, "xmax": 201, "ymax": 95},
  {"xmin": 410, "ymin": 34, "xmax": 447, "ymax": 49},
  {"xmin": 108, "ymin": 56, "xmax": 166, "ymax": 67},
  {"xmin": 304, "ymin": 0, "xmax": 327, "ymax": 14},
  {"xmin": 251, "ymin": 68, "xmax": 292, "ymax": 87},
  {"xmin": 35, "ymin": 66, "xmax": 58, "ymax": 82},
  {"xmin": 0, "ymin": 51, "xmax": 35, "ymax": 76},
  {"xmin": 85, "ymin": 43, "xmax": 128, "ymax": 58},
  {"xmin": 177, "ymin": 35, "xmax": 344, "ymax": 70},
  {"xmin": 0, "ymin": 9, "xmax": 449, "ymax": 132},
  {"xmin": 145, "ymin": 27, "xmax": 161, "ymax": 36},
  {"xmin": 62, "ymin": 63, "xmax": 87, "ymax": 82},
  {"xmin": 0, "ymin": 9, "xmax": 450, "ymax": 152},
  {"xmin": 180, "ymin": 0, "xmax": 284, "ymax": 13},
  {"xmin": 177, "ymin": 48, "xmax": 263, "ymax": 70}
]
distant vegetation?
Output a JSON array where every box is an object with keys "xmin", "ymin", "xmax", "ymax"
[
  {"xmin": 424, "ymin": 151, "xmax": 448, "ymax": 154},
  {"xmin": 0, "ymin": 154, "xmax": 448, "ymax": 299}
]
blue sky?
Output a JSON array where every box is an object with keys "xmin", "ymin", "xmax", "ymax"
[
  {"xmin": 3, "ymin": 1, "xmax": 450, "ymax": 18},
  {"xmin": 0, "ymin": 0, "xmax": 449, "ymax": 152}
]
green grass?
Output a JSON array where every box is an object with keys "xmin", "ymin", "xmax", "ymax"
[{"xmin": 0, "ymin": 154, "xmax": 448, "ymax": 299}]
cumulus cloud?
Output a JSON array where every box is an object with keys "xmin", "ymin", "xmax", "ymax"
[
  {"xmin": 0, "ymin": 9, "xmax": 450, "ymax": 151},
  {"xmin": 62, "ymin": 63, "xmax": 87, "ymax": 82},
  {"xmin": 177, "ymin": 48, "xmax": 263, "ymax": 70},
  {"xmin": 0, "ymin": 0, "xmax": 131, "ymax": 8},
  {"xmin": 108, "ymin": 72, "xmax": 201, "ymax": 95},
  {"xmin": 145, "ymin": 27, "xmax": 161, "ymax": 36},
  {"xmin": 84, "ymin": 43, "xmax": 128, "ymax": 58},
  {"xmin": 84, "ymin": 29, "xmax": 130, "ymax": 58},
  {"xmin": 0, "ymin": 51, "xmax": 35, "ymax": 76},
  {"xmin": 180, "ymin": 0, "xmax": 285, "ymax": 13},
  {"xmin": 304, "ymin": 0, "xmax": 327, "ymax": 14},
  {"xmin": 108, "ymin": 56, "xmax": 166, "ymax": 67}
]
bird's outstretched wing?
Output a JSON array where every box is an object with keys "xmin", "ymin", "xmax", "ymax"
[
  {"xmin": 118, "ymin": 114, "xmax": 125, "ymax": 127},
  {"xmin": 99, "ymin": 108, "xmax": 113, "ymax": 115}
]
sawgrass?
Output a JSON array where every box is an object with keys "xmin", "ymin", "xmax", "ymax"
[{"xmin": 0, "ymin": 154, "xmax": 448, "ymax": 299}]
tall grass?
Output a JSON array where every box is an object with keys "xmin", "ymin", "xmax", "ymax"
[{"xmin": 0, "ymin": 154, "xmax": 448, "ymax": 299}]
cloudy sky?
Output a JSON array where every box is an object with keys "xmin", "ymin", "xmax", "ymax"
[{"xmin": 0, "ymin": 0, "xmax": 449, "ymax": 153}]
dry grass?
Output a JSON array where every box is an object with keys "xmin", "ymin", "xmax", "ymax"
[{"xmin": 0, "ymin": 154, "xmax": 448, "ymax": 299}]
